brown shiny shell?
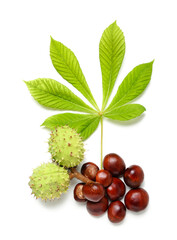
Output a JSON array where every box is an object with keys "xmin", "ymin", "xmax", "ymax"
[
  {"xmin": 103, "ymin": 153, "xmax": 126, "ymax": 177},
  {"xmin": 87, "ymin": 197, "xmax": 108, "ymax": 216},
  {"xmin": 96, "ymin": 169, "xmax": 113, "ymax": 187},
  {"xmin": 124, "ymin": 165, "xmax": 144, "ymax": 188},
  {"xmin": 81, "ymin": 162, "xmax": 99, "ymax": 180},
  {"xmin": 108, "ymin": 201, "xmax": 126, "ymax": 223},
  {"xmin": 125, "ymin": 188, "xmax": 149, "ymax": 212},
  {"xmin": 106, "ymin": 178, "xmax": 126, "ymax": 201},
  {"xmin": 83, "ymin": 183, "xmax": 105, "ymax": 202}
]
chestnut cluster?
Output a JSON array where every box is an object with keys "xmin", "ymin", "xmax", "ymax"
[{"xmin": 73, "ymin": 153, "xmax": 149, "ymax": 223}]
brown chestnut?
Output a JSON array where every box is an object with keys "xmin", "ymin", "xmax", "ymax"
[
  {"xmin": 108, "ymin": 201, "xmax": 126, "ymax": 223},
  {"xmin": 103, "ymin": 153, "xmax": 125, "ymax": 177},
  {"xmin": 106, "ymin": 178, "xmax": 126, "ymax": 201},
  {"xmin": 74, "ymin": 183, "xmax": 86, "ymax": 202},
  {"xmin": 124, "ymin": 165, "xmax": 144, "ymax": 188},
  {"xmin": 124, "ymin": 188, "xmax": 149, "ymax": 212},
  {"xmin": 81, "ymin": 162, "xmax": 99, "ymax": 180},
  {"xmin": 87, "ymin": 197, "xmax": 108, "ymax": 216},
  {"xmin": 96, "ymin": 169, "xmax": 112, "ymax": 187},
  {"xmin": 83, "ymin": 183, "xmax": 105, "ymax": 202}
]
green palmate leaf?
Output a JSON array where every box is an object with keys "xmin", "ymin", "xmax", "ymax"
[
  {"xmin": 99, "ymin": 21, "xmax": 125, "ymax": 110},
  {"xmin": 106, "ymin": 61, "xmax": 154, "ymax": 112},
  {"xmin": 24, "ymin": 78, "xmax": 96, "ymax": 113},
  {"xmin": 41, "ymin": 113, "xmax": 101, "ymax": 140},
  {"xmin": 50, "ymin": 37, "xmax": 99, "ymax": 111},
  {"xmin": 104, "ymin": 104, "xmax": 146, "ymax": 121}
]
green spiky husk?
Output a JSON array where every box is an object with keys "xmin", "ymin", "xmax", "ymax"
[
  {"xmin": 29, "ymin": 163, "xmax": 70, "ymax": 200},
  {"xmin": 48, "ymin": 126, "xmax": 85, "ymax": 168}
]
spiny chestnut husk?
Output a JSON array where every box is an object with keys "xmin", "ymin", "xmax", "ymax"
[
  {"xmin": 29, "ymin": 163, "xmax": 70, "ymax": 201},
  {"xmin": 48, "ymin": 126, "xmax": 85, "ymax": 168}
]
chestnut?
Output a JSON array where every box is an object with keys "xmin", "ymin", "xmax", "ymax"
[
  {"xmin": 124, "ymin": 165, "xmax": 144, "ymax": 188},
  {"xmin": 96, "ymin": 169, "xmax": 112, "ymax": 187},
  {"xmin": 74, "ymin": 183, "xmax": 86, "ymax": 202},
  {"xmin": 81, "ymin": 162, "xmax": 99, "ymax": 180},
  {"xmin": 87, "ymin": 197, "xmax": 108, "ymax": 216},
  {"xmin": 108, "ymin": 200, "xmax": 126, "ymax": 223},
  {"xmin": 106, "ymin": 178, "xmax": 126, "ymax": 201},
  {"xmin": 124, "ymin": 188, "xmax": 149, "ymax": 212},
  {"xmin": 103, "ymin": 153, "xmax": 125, "ymax": 177},
  {"xmin": 83, "ymin": 183, "xmax": 105, "ymax": 202}
]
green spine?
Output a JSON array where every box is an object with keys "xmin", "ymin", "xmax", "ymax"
[
  {"xmin": 29, "ymin": 163, "xmax": 70, "ymax": 200},
  {"xmin": 48, "ymin": 126, "xmax": 85, "ymax": 167}
]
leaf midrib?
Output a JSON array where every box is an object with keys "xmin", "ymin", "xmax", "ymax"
[
  {"xmin": 51, "ymin": 41, "xmax": 96, "ymax": 107},
  {"xmin": 101, "ymin": 28, "xmax": 114, "ymax": 110},
  {"xmin": 105, "ymin": 67, "xmax": 148, "ymax": 113},
  {"xmin": 80, "ymin": 116, "xmax": 100, "ymax": 134},
  {"xmin": 60, "ymin": 114, "xmax": 98, "ymax": 124},
  {"xmin": 28, "ymin": 82, "xmax": 95, "ymax": 113}
]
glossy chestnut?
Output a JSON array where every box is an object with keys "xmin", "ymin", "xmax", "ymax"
[
  {"xmin": 106, "ymin": 178, "xmax": 126, "ymax": 201},
  {"xmin": 103, "ymin": 153, "xmax": 126, "ymax": 177},
  {"xmin": 74, "ymin": 183, "xmax": 86, "ymax": 202},
  {"xmin": 83, "ymin": 183, "xmax": 105, "ymax": 202},
  {"xmin": 124, "ymin": 165, "xmax": 144, "ymax": 188},
  {"xmin": 96, "ymin": 169, "xmax": 112, "ymax": 187},
  {"xmin": 87, "ymin": 197, "xmax": 108, "ymax": 216},
  {"xmin": 125, "ymin": 188, "xmax": 149, "ymax": 212},
  {"xmin": 108, "ymin": 201, "xmax": 126, "ymax": 223},
  {"xmin": 81, "ymin": 162, "xmax": 99, "ymax": 181}
]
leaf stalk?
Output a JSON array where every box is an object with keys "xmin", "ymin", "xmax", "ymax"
[{"xmin": 100, "ymin": 116, "xmax": 103, "ymax": 169}]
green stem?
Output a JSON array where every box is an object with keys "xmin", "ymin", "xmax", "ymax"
[{"xmin": 100, "ymin": 116, "xmax": 103, "ymax": 169}]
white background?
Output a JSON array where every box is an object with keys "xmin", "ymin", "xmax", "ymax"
[{"xmin": 1, "ymin": 0, "xmax": 177, "ymax": 239}]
